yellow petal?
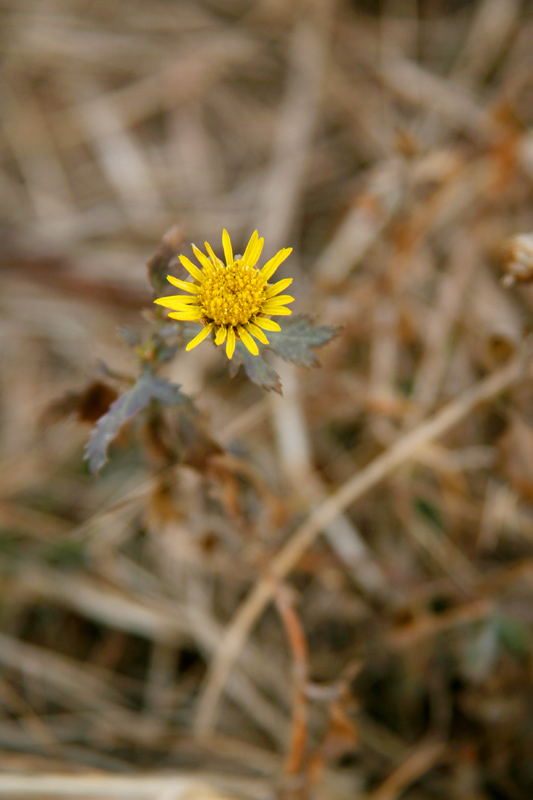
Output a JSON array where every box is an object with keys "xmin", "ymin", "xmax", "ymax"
[
  {"xmin": 186, "ymin": 323, "xmax": 213, "ymax": 351},
  {"xmin": 260, "ymin": 248, "xmax": 292, "ymax": 281},
  {"xmin": 168, "ymin": 310, "xmax": 204, "ymax": 321},
  {"xmin": 165, "ymin": 305, "xmax": 202, "ymax": 315},
  {"xmin": 263, "ymin": 294, "xmax": 294, "ymax": 307},
  {"xmin": 253, "ymin": 317, "xmax": 281, "ymax": 331},
  {"xmin": 226, "ymin": 326, "xmax": 236, "ymax": 359},
  {"xmin": 205, "ymin": 241, "xmax": 223, "ymax": 267},
  {"xmin": 179, "ymin": 255, "xmax": 205, "ymax": 283},
  {"xmin": 215, "ymin": 326, "xmax": 227, "ymax": 345},
  {"xmin": 246, "ymin": 322, "xmax": 269, "ymax": 345},
  {"xmin": 192, "ymin": 245, "xmax": 214, "ymax": 273},
  {"xmin": 266, "ymin": 278, "xmax": 293, "ymax": 298},
  {"xmin": 238, "ymin": 326, "xmax": 259, "ymax": 355},
  {"xmin": 242, "ymin": 230, "xmax": 258, "ymax": 265},
  {"xmin": 168, "ymin": 295, "xmax": 199, "ymax": 304},
  {"xmin": 247, "ymin": 237, "xmax": 264, "ymax": 267},
  {"xmin": 263, "ymin": 306, "xmax": 292, "ymax": 316},
  {"xmin": 222, "ymin": 229, "xmax": 233, "ymax": 266},
  {"xmin": 154, "ymin": 295, "xmax": 199, "ymax": 309},
  {"xmin": 166, "ymin": 275, "xmax": 201, "ymax": 294}
]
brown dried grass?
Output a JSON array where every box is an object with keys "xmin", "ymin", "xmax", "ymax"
[{"xmin": 2, "ymin": 1, "xmax": 533, "ymax": 798}]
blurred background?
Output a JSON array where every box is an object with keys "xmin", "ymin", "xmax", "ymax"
[{"xmin": 3, "ymin": 0, "xmax": 533, "ymax": 798}]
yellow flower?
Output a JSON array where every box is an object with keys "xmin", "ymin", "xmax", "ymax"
[{"xmin": 154, "ymin": 230, "xmax": 294, "ymax": 359}]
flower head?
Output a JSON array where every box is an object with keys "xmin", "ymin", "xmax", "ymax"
[{"xmin": 154, "ymin": 230, "xmax": 294, "ymax": 359}]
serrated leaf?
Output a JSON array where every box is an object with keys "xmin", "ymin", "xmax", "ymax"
[
  {"xmin": 230, "ymin": 343, "xmax": 282, "ymax": 394},
  {"xmin": 266, "ymin": 315, "xmax": 338, "ymax": 367},
  {"xmin": 85, "ymin": 372, "xmax": 187, "ymax": 474}
]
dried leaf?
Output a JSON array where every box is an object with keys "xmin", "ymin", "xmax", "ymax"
[
  {"xmin": 142, "ymin": 410, "xmax": 178, "ymax": 468},
  {"xmin": 176, "ymin": 407, "xmax": 224, "ymax": 471},
  {"xmin": 502, "ymin": 232, "xmax": 533, "ymax": 285},
  {"xmin": 145, "ymin": 478, "xmax": 183, "ymax": 529},
  {"xmin": 148, "ymin": 223, "xmax": 185, "ymax": 294},
  {"xmin": 85, "ymin": 372, "xmax": 187, "ymax": 474},
  {"xmin": 230, "ymin": 342, "xmax": 282, "ymax": 394},
  {"xmin": 44, "ymin": 380, "xmax": 118, "ymax": 426},
  {"xmin": 266, "ymin": 315, "xmax": 338, "ymax": 367}
]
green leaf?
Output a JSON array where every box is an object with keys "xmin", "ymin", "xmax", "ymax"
[
  {"xmin": 266, "ymin": 315, "xmax": 338, "ymax": 367},
  {"xmin": 85, "ymin": 372, "xmax": 187, "ymax": 474},
  {"xmin": 230, "ymin": 343, "xmax": 282, "ymax": 394}
]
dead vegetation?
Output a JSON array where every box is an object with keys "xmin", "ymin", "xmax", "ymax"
[{"xmin": 2, "ymin": 0, "xmax": 533, "ymax": 798}]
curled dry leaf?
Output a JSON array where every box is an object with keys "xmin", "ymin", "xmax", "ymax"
[
  {"xmin": 502, "ymin": 233, "xmax": 533, "ymax": 285},
  {"xmin": 43, "ymin": 380, "xmax": 119, "ymax": 426}
]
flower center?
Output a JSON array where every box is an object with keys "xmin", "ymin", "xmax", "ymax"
[{"xmin": 199, "ymin": 260, "xmax": 267, "ymax": 327}]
